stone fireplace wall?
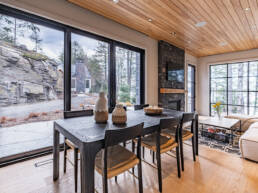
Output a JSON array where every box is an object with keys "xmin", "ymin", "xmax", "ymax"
[{"xmin": 158, "ymin": 40, "xmax": 185, "ymax": 111}]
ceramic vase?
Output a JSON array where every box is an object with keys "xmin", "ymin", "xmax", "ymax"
[{"xmin": 94, "ymin": 92, "xmax": 108, "ymax": 123}]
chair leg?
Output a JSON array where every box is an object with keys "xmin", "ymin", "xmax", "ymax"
[
  {"xmin": 132, "ymin": 141, "xmax": 135, "ymax": 174},
  {"xmin": 63, "ymin": 138, "xmax": 67, "ymax": 173},
  {"xmin": 176, "ymin": 146, "xmax": 181, "ymax": 178},
  {"xmin": 156, "ymin": 151, "xmax": 162, "ymax": 192},
  {"xmin": 115, "ymin": 176, "xmax": 118, "ymax": 183},
  {"xmin": 138, "ymin": 161, "xmax": 143, "ymax": 193},
  {"xmin": 180, "ymin": 139, "xmax": 184, "ymax": 171},
  {"xmin": 74, "ymin": 148, "xmax": 78, "ymax": 193},
  {"xmin": 123, "ymin": 142, "xmax": 126, "ymax": 147},
  {"xmin": 192, "ymin": 137, "xmax": 196, "ymax": 162},
  {"xmin": 142, "ymin": 146, "xmax": 145, "ymax": 159},
  {"xmin": 103, "ymin": 172, "xmax": 108, "ymax": 193}
]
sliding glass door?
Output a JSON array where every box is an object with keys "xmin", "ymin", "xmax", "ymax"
[
  {"xmin": 115, "ymin": 46, "xmax": 141, "ymax": 106},
  {"xmin": 70, "ymin": 33, "xmax": 109, "ymax": 111},
  {"xmin": 187, "ymin": 64, "xmax": 195, "ymax": 112},
  {"xmin": 0, "ymin": 4, "xmax": 145, "ymax": 164},
  {"xmin": 0, "ymin": 11, "xmax": 64, "ymax": 161}
]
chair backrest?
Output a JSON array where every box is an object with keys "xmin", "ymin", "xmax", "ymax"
[
  {"xmin": 104, "ymin": 123, "xmax": 144, "ymax": 147},
  {"xmin": 134, "ymin": 104, "xmax": 149, "ymax": 110},
  {"xmin": 64, "ymin": 110, "xmax": 93, "ymax": 119},
  {"xmin": 159, "ymin": 117, "xmax": 180, "ymax": 142},
  {"xmin": 159, "ymin": 117, "xmax": 180, "ymax": 131},
  {"xmin": 180, "ymin": 112, "xmax": 195, "ymax": 132}
]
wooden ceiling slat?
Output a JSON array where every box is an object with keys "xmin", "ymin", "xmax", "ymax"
[
  {"xmin": 208, "ymin": 0, "xmax": 249, "ymax": 49},
  {"xmin": 67, "ymin": 0, "xmax": 258, "ymax": 57},
  {"xmin": 194, "ymin": 0, "xmax": 237, "ymax": 51},
  {"xmin": 233, "ymin": 0, "xmax": 258, "ymax": 47},
  {"xmin": 224, "ymin": 0, "xmax": 254, "ymax": 48},
  {"xmin": 248, "ymin": 0, "xmax": 258, "ymax": 33},
  {"xmin": 240, "ymin": 0, "xmax": 258, "ymax": 44},
  {"xmin": 128, "ymin": 0, "xmax": 210, "ymax": 50}
]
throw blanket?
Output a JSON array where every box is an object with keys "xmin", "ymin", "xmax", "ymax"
[{"xmin": 225, "ymin": 114, "xmax": 258, "ymax": 132}]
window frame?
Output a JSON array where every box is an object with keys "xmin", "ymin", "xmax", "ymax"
[
  {"xmin": 0, "ymin": 4, "xmax": 145, "ymax": 165},
  {"xmin": 209, "ymin": 61, "xmax": 258, "ymax": 116},
  {"xmin": 0, "ymin": 4, "xmax": 145, "ymax": 113}
]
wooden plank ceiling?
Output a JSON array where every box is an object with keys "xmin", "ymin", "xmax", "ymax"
[{"xmin": 68, "ymin": 0, "xmax": 258, "ymax": 57}]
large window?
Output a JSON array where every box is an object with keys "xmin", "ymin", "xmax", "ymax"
[
  {"xmin": 0, "ymin": 4, "xmax": 145, "ymax": 164},
  {"xmin": 0, "ymin": 10, "xmax": 64, "ymax": 160},
  {"xmin": 115, "ymin": 46, "xmax": 141, "ymax": 106},
  {"xmin": 210, "ymin": 61, "xmax": 258, "ymax": 116},
  {"xmin": 70, "ymin": 33, "xmax": 109, "ymax": 111}
]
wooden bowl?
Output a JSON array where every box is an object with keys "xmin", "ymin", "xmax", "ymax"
[{"xmin": 144, "ymin": 107, "xmax": 163, "ymax": 115}]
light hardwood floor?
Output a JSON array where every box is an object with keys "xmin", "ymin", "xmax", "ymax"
[{"xmin": 1, "ymin": 144, "xmax": 258, "ymax": 193}]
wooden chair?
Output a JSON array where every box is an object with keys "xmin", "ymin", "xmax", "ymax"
[
  {"xmin": 134, "ymin": 104, "xmax": 149, "ymax": 110},
  {"xmin": 63, "ymin": 110, "xmax": 93, "ymax": 193},
  {"xmin": 95, "ymin": 123, "xmax": 144, "ymax": 193},
  {"xmin": 162, "ymin": 112, "xmax": 196, "ymax": 171},
  {"xmin": 139, "ymin": 117, "xmax": 181, "ymax": 193},
  {"xmin": 133, "ymin": 104, "xmax": 149, "ymax": 158}
]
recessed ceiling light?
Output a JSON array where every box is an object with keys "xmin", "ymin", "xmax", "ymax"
[
  {"xmin": 195, "ymin": 21, "xmax": 207, "ymax": 27},
  {"xmin": 148, "ymin": 18, "xmax": 152, "ymax": 22},
  {"xmin": 219, "ymin": 42, "xmax": 227, "ymax": 46},
  {"xmin": 170, "ymin": 32, "xmax": 176, "ymax": 36},
  {"xmin": 244, "ymin": 7, "xmax": 250, "ymax": 11},
  {"xmin": 113, "ymin": 0, "xmax": 119, "ymax": 3}
]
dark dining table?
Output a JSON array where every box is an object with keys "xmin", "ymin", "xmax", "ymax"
[{"xmin": 53, "ymin": 109, "xmax": 198, "ymax": 193}]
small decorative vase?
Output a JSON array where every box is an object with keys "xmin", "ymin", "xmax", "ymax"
[
  {"xmin": 112, "ymin": 104, "xmax": 127, "ymax": 124},
  {"xmin": 216, "ymin": 110, "xmax": 222, "ymax": 120},
  {"xmin": 94, "ymin": 92, "xmax": 108, "ymax": 123}
]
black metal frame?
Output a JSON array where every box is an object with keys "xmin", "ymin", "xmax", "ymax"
[
  {"xmin": 209, "ymin": 61, "xmax": 258, "ymax": 116},
  {"xmin": 0, "ymin": 4, "xmax": 145, "ymax": 164},
  {"xmin": 188, "ymin": 64, "xmax": 196, "ymax": 112},
  {"xmin": 0, "ymin": 4, "xmax": 145, "ymax": 112}
]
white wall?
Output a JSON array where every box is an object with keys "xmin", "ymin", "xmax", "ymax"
[
  {"xmin": 0, "ymin": 0, "xmax": 158, "ymax": 105},
  {"xmin": 197, "ymin": 48, "xmax": 258, "ymax": 115}
]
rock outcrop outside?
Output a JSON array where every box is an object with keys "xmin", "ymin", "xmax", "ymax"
[{"xmin": 0, "ymin": 41, "xmax": 63, "ymax": 107}]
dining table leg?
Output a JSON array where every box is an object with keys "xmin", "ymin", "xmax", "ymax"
[
  {"xmin": 80, "ymin": 143, "xmax": 101, "ymax": 193},
  {"xmin": 53, "ymin": 127, "xmax": 60, "ymax": 181}
]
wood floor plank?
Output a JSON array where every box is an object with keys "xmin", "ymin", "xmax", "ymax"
[{"xmin": 0, "ymin": 145, "xmax": 258, "ymax": 193}]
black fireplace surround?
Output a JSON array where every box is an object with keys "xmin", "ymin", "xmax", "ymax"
[{"xmin": 158, "ymin": 41, "xmax": 185, "ymax": 111}]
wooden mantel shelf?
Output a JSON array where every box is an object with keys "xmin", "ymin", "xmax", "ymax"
[{"xmin": 160, "ymin": 88, "xmax": 187, "ymax": 94}]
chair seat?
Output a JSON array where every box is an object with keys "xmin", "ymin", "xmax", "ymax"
[
  {"xmin": 162, "ymin": 129, "xmax": 193, "ymax": 141},
  {"xmin": 65, "ymin": 139, "xmax": 79, "ymax": 151},
  {"xmin": 95, "ymin": 145, "xmax": 139, "ymax": 178},
  {"xmin": 141, "ymin": 134, "xmax": 178, "ymax": 154}
]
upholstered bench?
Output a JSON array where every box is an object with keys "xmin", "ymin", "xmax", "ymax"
[{"xmin": 239, "ymin": 122, "xmax": 258, "ymax": 162}]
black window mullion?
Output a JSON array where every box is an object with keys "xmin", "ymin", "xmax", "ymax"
[
  {"xmin": 109, "ymin": 42, "xmax": 116, "ymax": 112},
  {"xmin": 64, "ymin": 29, "xmax": 71, "ymax": 112},
  {"xmin": 140, "ymin": 50, "xmax": 145, "ymax": 104}
]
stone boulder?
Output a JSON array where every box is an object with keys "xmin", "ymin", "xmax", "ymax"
[{"xmin": 0, "ymin": 41, "xmax": 64, "ymax": 107}]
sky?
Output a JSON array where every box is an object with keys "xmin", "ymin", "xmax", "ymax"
[{"xmin": 0, "ymin": 13, "xmax": 105, "ymax": 62}]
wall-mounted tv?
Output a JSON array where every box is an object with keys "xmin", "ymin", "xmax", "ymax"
[
  {"xmin": 166, "ymin": 62, "xmax": 184, "ymax": 83},
  {"xmin": 167, "ymin": 69, "xmax": 184, "ymax": 83}
]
